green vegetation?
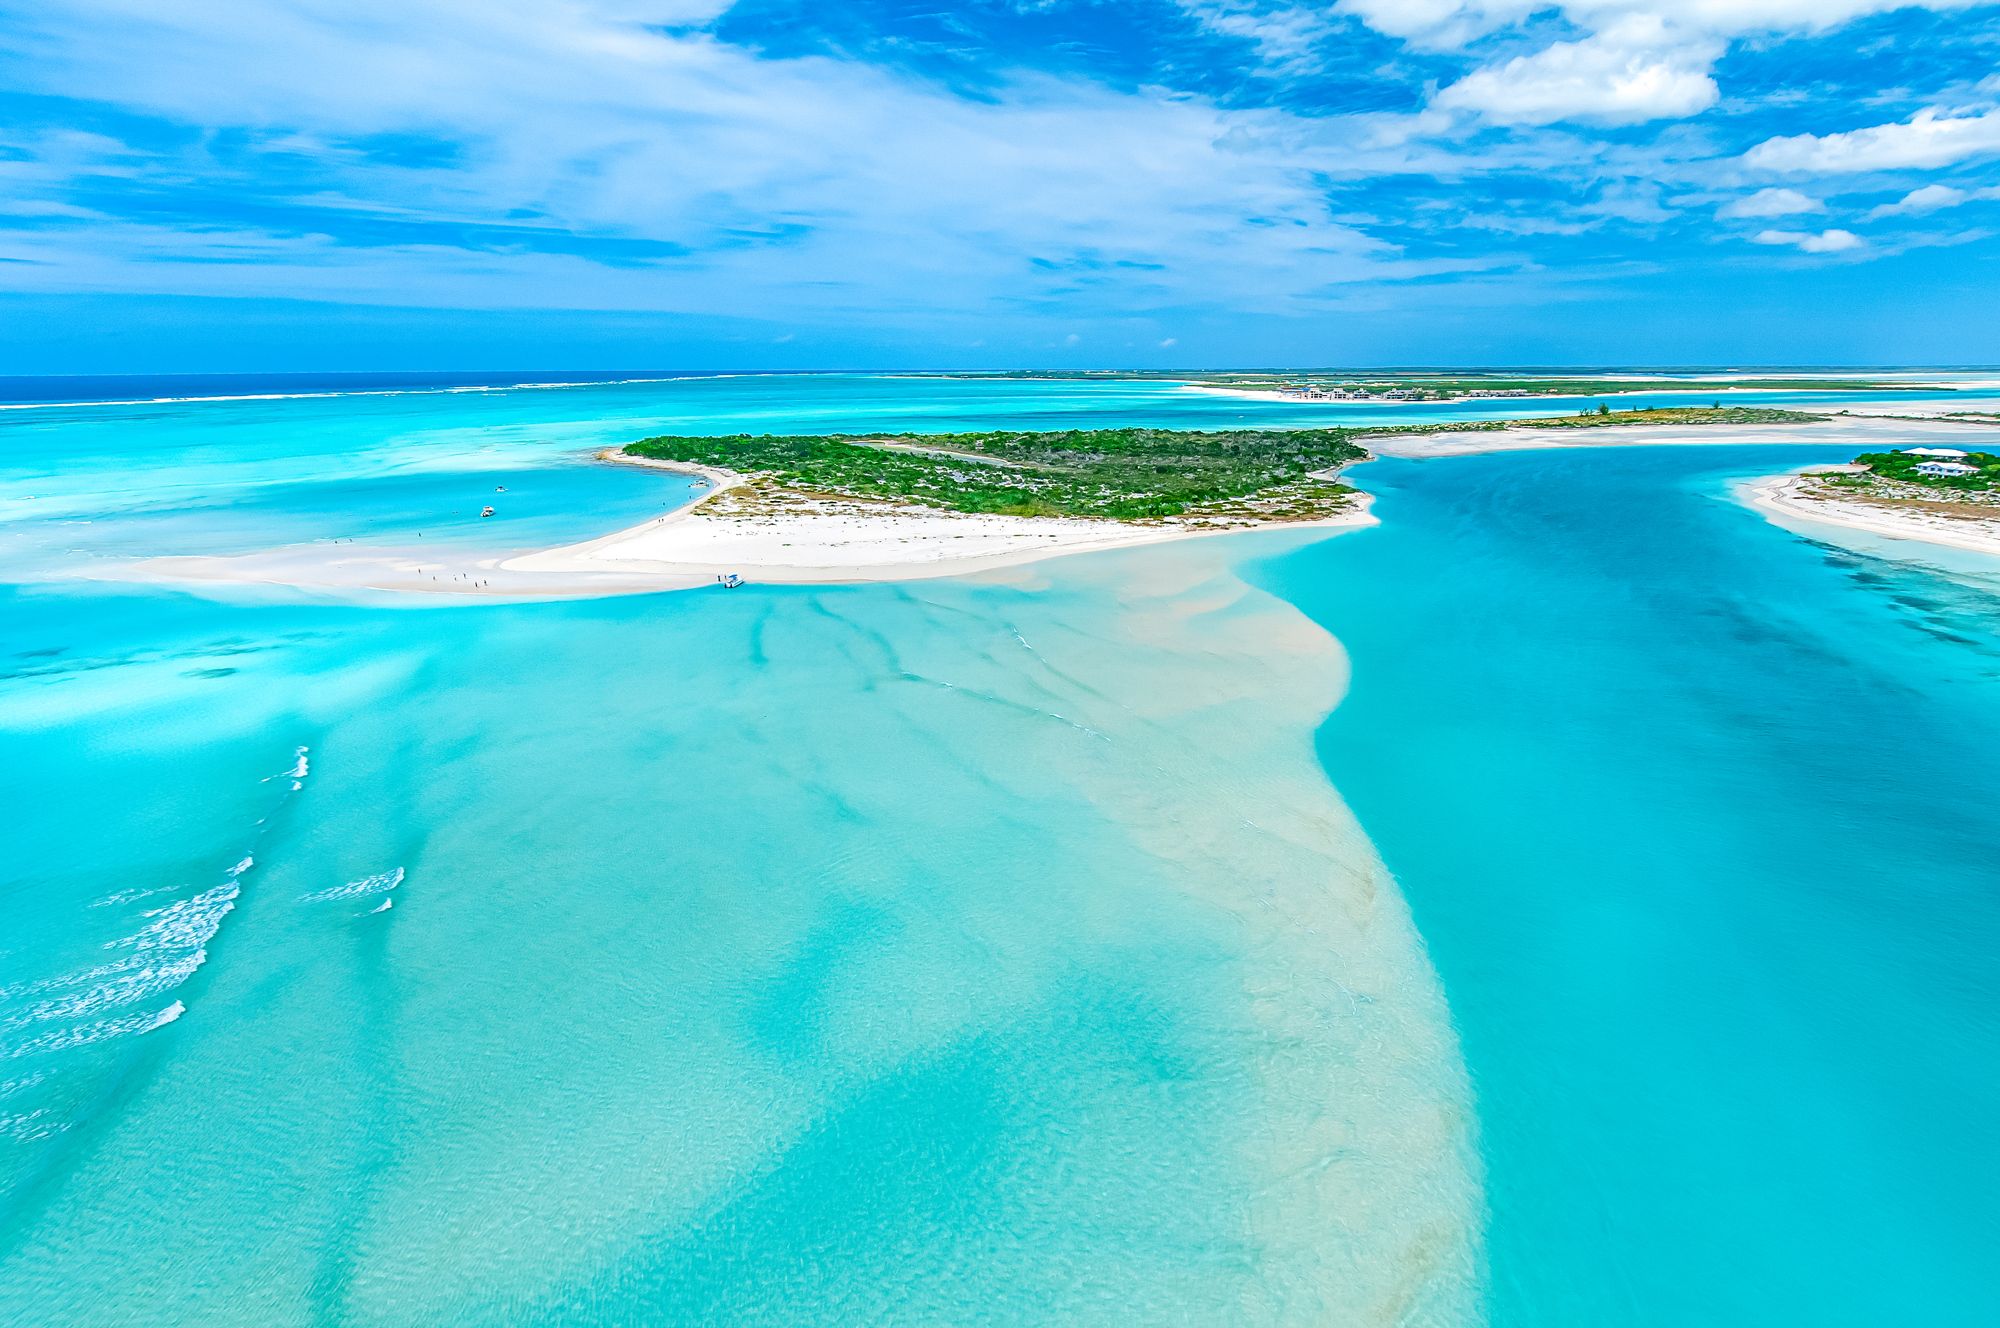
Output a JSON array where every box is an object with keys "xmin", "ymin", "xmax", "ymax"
[
  {"xmin": 624, "ymin": 408, "xmax": 1829, "ymax": 524},
  {"xmin": 1199, "ymin": 375, "xmax": 1902, "ymax": 400},
  {"xmin": 625, "ymin": 427, "xmax": 1371, "ymax": 521},
  {"xmin": 1347, "ymin": 405, "xmax": 1824, "ymax": 441},
  {"xmin": 1852, "ymin": 448, "xmax": 2000, "ymax": 492},
  {"xmin": 1541, "ymin": 405, "xmax": 1822, "ymax": 428}
]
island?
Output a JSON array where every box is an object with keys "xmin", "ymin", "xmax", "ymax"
[
  {"xmin": 500, "ymin": 427, "xmax": 1379, "ymax": 589},
  {"xmin": 1193, "ymin": 374, "xmax": 1907, "ymax": 404},
  {"xmin": 938, "ymin": 369, "xmax": 1924, "ymax": 403},
  {"xmin": 621, "ymin": 426, "xmax": 1370, "ymax": 521},
  {"xmin": 111, "ymin": 411, "xmax": 1997, "ymax": 599},
  {"xmin": 1746, "ymin": 443, "xmax": 2000, "ymax": 557}
]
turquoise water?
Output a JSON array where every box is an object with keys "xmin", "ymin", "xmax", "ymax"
[
  {"xmin": 1261, "ymin": 446, "xmax": 2000, "ymax": 1324},
  {"xmin": 2, "ymin": 563, "xmax": 1480, "ymax": 1324},
  {"xmin": 3, "ymin": 375, "xmax": 1996, "ymax": 1323}
]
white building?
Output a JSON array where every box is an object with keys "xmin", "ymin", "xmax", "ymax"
[
  {"xmin": 1902, "ymin": 447, "xmax": 1970, "ymax": 459},
  {"xmin": 1913, "ymin": 461, "xmax": 1978, "ymax": 478}
]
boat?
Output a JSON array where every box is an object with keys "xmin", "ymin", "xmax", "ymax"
[{"xmin": 480, "ymin": 505, "xmax": 496, "ymax": 518}]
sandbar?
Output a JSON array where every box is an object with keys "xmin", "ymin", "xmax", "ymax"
[
  {"xmin": 98, "ymin": 452, "xmax": 1377, "ymax": 601},
  {"xmin": 1365, "ymin": 414, "xmax": 1994, "ymax": 459}
]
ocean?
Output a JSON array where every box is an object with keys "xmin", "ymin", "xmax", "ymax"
[{"xmin": 1, "ymin": 374, "xmax": 1994, "ymax": 1323}]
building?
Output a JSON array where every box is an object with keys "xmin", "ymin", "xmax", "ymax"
[
  {"xmin": 1913, "ymin": 461, "xmax": 1978, "ymax": 478},
  {"xmin": 1902, "ymin": 447, "xmax": 1970, "ymax": 459}
]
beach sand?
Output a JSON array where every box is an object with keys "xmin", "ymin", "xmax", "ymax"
[
  {"xmin": 1366, "ymin": 414, "xmax": 1995, "ymax": 459},
  {"xmin": 1742, "ymin": 468, "xmax": 2000, "ymax": 559},
  {"xmin": 98, "ymin": 452, "xmax": 1377, "ymax": 601},
  {"xmin": 1371, "ymin": 415, "xmax": 2000, "ymax": 560}
]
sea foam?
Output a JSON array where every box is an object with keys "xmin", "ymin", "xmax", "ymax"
[
  {"xmin": 0, "ymin": 744, "xmax": 311, "ymax": 1062},
  {"xmin": 299, "ymin": 867, "xmax": 404, "ymax": 904}
]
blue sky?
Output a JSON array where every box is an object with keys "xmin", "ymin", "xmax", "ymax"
[{"xmin": 2, "ymin": 1, "xmax": 1999, "ymax": 371}]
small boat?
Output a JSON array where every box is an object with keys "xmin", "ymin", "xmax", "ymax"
[
  {"xmin": 719, "ymin": 573, "xmax": 745, "ymax": 589},
  {"xmin": 495, "ymin": 485, "xmax": 507, "ymax": 493},
  {"xmin": 480, "ymin": 505, "xmax": 496, "ymax": 518}
]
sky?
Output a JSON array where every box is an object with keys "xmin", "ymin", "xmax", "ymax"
[{"xmin": 2, "ymin": 1, "xmax": 1999, "ymax": 372}]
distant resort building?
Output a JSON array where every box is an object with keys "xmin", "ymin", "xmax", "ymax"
[
  {"xmin": 1901, "ymin": 447, "xmax": 1970, "ymax": 459},
  {"xmin": 1913, "ymin": 460, "xmax": 1979, "ymax": 478}
]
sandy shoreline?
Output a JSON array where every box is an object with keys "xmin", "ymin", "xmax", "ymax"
[
  {"xmin": 83, "ymin": 416, "xmax": 2000, "ymax": 601},
  {"xmin": 1742, "ymin": 468, "xmax": 2000, "ymax": 559},
  {"xmin": 1381, "ymin": 414, "xmax": 2000, "ymax": 560},
  {"xmin": 1362, "ymin": 414, "xmax": 1995, "ymax": 458},
  {"xmin": 99, "ymin": 450, "xmax": 1378, "ymax": 601},
  {"xmin": 1176, "ymin": 382, "xmax": 1958, "ymax": 409}
]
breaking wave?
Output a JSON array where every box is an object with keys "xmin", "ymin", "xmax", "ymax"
[
  {"xmin": 0, "ymin": 747, "xmax": 309, "ymax": 1064},
  {"xmin": 299, "ymin": 867, "xmax": 404, "ymax": 906}
]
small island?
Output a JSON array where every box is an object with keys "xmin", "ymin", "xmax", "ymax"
[
  {"xmin": 1746, "ymin": 443, "xmax": 2000, "ymax": 558},
  {"xmin": 1355, "ymin": 404, "xmax": 1823, "ymax": 441},
  {"xmin": 1177, "ymin": 373, "xmax": 1913, "ymax": 403},
  {"xmin": 622, "ymin": 426, "xmax": 1372, "ymax": 523},
  {"xmin": 940, "ymin": 370, "xmax": 1922, "ymax": 404}
]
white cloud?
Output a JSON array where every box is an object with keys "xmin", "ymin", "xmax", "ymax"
[
  {"xmin": 1866, "ymin": 182, "xmax": 2000, "ymax": 218},
  {"xmin": 1333, "ymin": 0, "xmax": 1538, "ymax": 49},
  {"xmin": 0, "ymin": 0, "xmax": 1520, "ymax": 319},
  {"xmin": 1745, "ymin": 107, "xmax": 2000, "ymax": 173},
  {"xmin": 4, "ymin": 0, "xmax": 1993, "ymax": 328},
  {"xmin": 1351, "ymin": 1, "xmax": 1991, "ymax": 127},
  {"xmin": 1564, "ymin": 0, "xmax": 1984, "ymax": 32},
  {"xmin": 1176, "ymin": 2, "xmax": 1337, "ymax": 70},
  {"xmin": 1343, "ymin": 0, "xmax": 1986, "ymax": 47},
  {"xmin": 1436, "ymin": 18, "xmax": 1721, "ymax": 126},
  {"xmin": 1751, "ymin": 227, "xmax": 1864, "ymax": 253},
  {"xmin": 1718, "ymin": 187, "xmax": 1823, "ymax": 218}
]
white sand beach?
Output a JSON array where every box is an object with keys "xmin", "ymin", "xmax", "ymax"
[
  {"xmin": 102, "ymin": 453, "xmax": 1377, "ymax": 600},
  {"xmin": 1366, "ymin": 414, "xmax": 1995, "ymax": 458},
  {"xmin": 1742, "ymin": 468, "xmax": 2000, "ymax": 559}
]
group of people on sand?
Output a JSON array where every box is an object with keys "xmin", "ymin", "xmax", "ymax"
[{"xmin": 413, "ymin": 566, "xmax": 493, "ymax": 590}]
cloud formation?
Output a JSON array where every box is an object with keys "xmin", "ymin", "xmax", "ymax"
[
  {"xmin": 0, "ymin": 0, "xmax": 1997, "ymax": 359},
  {"xmin": 1866, "ymin": 183, "xmax": 2000, "ymax": 218},
  {"xmin": 1435, "ymin": 18, "xmax": 1721, "ymax": 127},
  {"xmin": 1752, "ymin": 227, "xmax": 1865, "ymax": 253},
  {"xmin": 1718, "ymin": 188, "xmax": 1824, "ymax": 219},
  {"xmin": 0, "ymin": 1, "xmax": 1458, "ymax": 320},
  {"xmin": 1746, "ymin": 107, "xmax": 2000, "ymax": 173},
  {"xmin": 1360, "ymin": 0, "xmax": 1991, "ymax": 127}
]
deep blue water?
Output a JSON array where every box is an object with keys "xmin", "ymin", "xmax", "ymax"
[{"xmin": 1260, "ymin": 445, "xmax": 2000, "ymax": 1324}]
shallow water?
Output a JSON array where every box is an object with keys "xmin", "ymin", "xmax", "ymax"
[
  {"xmin": 2, "ymin": 375, "xmax": 1491, "ymax": 1323},
  {"xmin": 0, "ymin": 548, "xmax": 1477, "ymax": 1325},
  {"xmin": 3, "ymin": 375, "xmax": 1995, "ymax": 1324}
]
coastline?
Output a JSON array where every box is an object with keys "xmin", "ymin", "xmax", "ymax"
[
  {"xmin": 1174, "ymin": 382, "xmax": 1937, "ymax": 408},
  {"xmin": 1741, "ymin": 468, "xmax": 2000, "ymax": 559},
  {"xmin": 95, "ymin": 449, "xmax": 1379, "ymax": 601},
  {"xmin": 1362, "ymin": 414, "xmax": 1992, "ymax": 458}
]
